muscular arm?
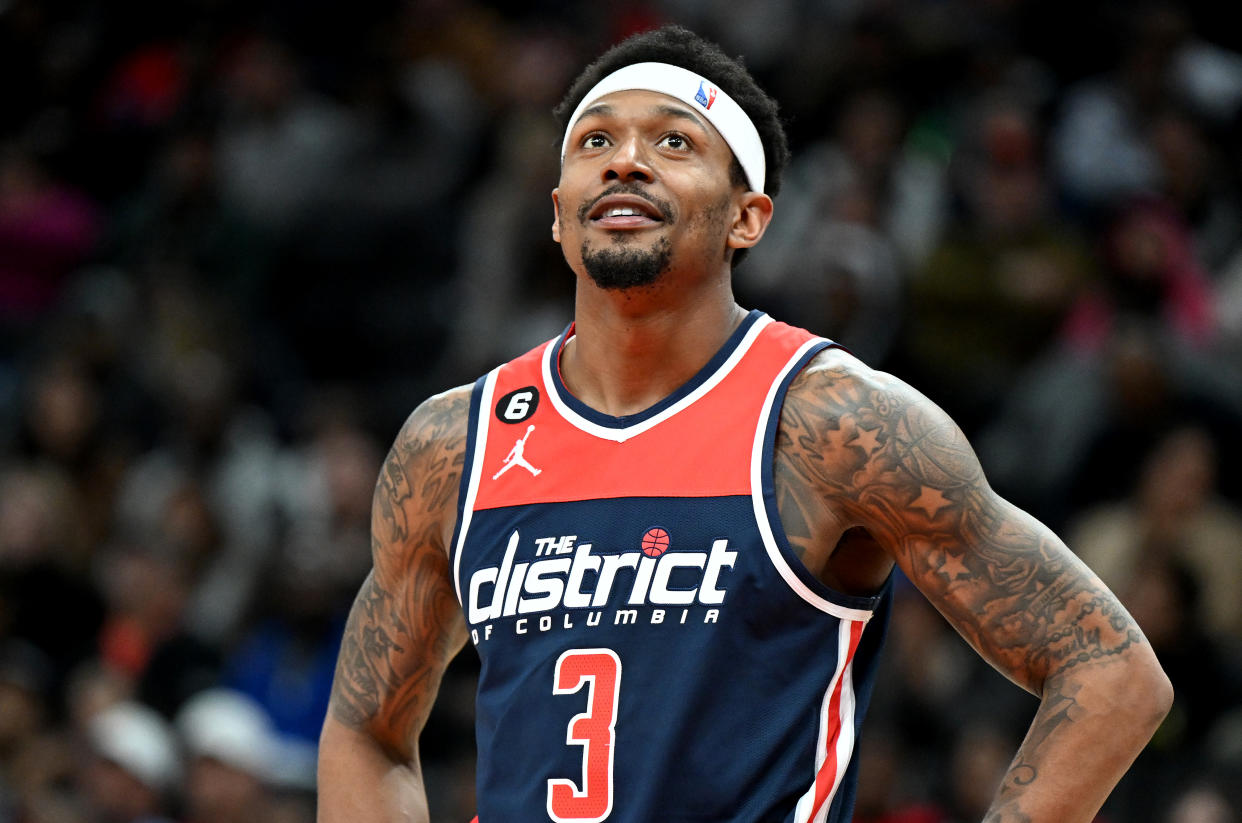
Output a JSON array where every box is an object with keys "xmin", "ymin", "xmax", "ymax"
[
  {"xmin": 776, "ymin": 349, "xmax": 1172, "ymax": 823},
  {"xmin": 318, "ymin": 387, "xmax": 472, "ymax": 823}
]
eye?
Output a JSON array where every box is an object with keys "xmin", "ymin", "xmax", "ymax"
[
  {"xmin": 582, "ymin": 133, "xmax": 610, "ymax": 149},
  {"xmin": 659, "ymin": 133, "xmax": 692, "ymax": 152}
]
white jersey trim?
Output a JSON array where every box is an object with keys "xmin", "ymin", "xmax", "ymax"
[
  {"xmin": 542, "ymin": 314, "xmax": 775, "ymax": 443},
  {"xmin": 452, "ymin": 369, "xmax": 499, "ymax": 606},
  {"xmin": 751, "ymin": 338, "xmax": 876, "ymax": 621},
  {"xmin": 792, "ymin": 620, "xmax": 861, "ymax": 823}
]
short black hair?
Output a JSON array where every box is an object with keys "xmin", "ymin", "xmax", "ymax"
[{"xmin": 555, "ymin": 25, "xmax": 790, "ymax": 200}]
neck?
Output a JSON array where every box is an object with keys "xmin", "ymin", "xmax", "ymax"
[{"xmin": 562, "ymin": 277, "xmax": 747, "ymax": 417}]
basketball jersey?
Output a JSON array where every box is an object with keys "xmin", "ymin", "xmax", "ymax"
[{"xmin": 450, "ymin": 310, "xmax": 892, "ymax": 823}]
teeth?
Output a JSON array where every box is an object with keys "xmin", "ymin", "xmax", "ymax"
[{"xmin": 605, "ymin": 207, "xmax": 640, "ymax": 217}]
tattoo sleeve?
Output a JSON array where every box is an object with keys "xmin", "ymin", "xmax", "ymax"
[
  {"xmin": 328, "ymin": 387, "xmax": 471, "ymax": 760},
  {"xmin": 776, "ymin": 351, "xmax": 1165, "ymax": 820},
  {"xmin": 776, "ymin": 353, "xmax": 1145, "ymax": 694}
]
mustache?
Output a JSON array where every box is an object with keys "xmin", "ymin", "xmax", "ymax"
[{"xmin": 576, "ymin": 184, "xmax": 675, "ymax": 224}]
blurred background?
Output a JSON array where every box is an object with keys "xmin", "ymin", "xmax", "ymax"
[{"xmin": 2, "ymin": 0, "xmax": 1241, "ymax": 821}]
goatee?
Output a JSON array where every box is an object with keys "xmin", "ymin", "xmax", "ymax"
[{"xmin": 580, "ymin": 238, "xmax": 673, "ymax": 290}]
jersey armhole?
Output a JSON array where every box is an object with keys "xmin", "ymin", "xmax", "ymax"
[{"xmin": 751, "ymin": 339, "xmax": 883, "ymax": 620}]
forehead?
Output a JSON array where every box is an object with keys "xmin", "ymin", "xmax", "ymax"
[{"xmin": 572, "ymin": 89, "xmax": 722, "ymax": 139}]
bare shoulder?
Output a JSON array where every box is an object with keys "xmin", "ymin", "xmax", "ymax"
[
  {"xmin": 777, "ymin": 346, "xmax": 983, "ymax": 541},
  {"xmin": 394, "ymin": 383, "xmax": 473, "ymax": 459},
  {"xmin": 374, "ymin": 384, "xmax": 473, "ymax": 562}
]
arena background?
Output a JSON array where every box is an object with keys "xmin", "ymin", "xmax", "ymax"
[{"xmin": 2, "ymin": 1, "xmax": 1242, "ymax": 821}]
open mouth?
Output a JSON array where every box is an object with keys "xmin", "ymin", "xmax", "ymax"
[{"xmin": 585, "ymin": 194, "xmax": 668, "ymax": 229}]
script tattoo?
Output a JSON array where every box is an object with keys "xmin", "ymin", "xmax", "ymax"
[
  {"xmin": 329, "ymin": 388, "xmax": 470, "ymax": 758},
  {"xmin": 774, "ymin": 352, "xmax": 1146, "ymax": 813}
]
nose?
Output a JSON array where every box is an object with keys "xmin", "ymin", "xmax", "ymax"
[{"xmin": 603, "ymin": 135, "xmax": 653, "ymax": 184}]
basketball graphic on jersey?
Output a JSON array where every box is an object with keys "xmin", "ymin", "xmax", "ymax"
[{"xmin": 641, "ymin": 527, "xmax": 670, "ymax": 557}]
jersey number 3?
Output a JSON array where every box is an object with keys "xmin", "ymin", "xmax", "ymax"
[{"xmin": 547, "ymin": 648, "xmax": 621, "ymax": 823}]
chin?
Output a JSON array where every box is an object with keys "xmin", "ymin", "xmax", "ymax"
[{"xmin": 581, "ymin": 238, "xmax": 672, "ymax": 291}]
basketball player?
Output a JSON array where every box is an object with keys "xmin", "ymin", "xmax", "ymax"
[{"xmin": 318, "ymin": 26, "xmax": 1171, "ymax": 823}]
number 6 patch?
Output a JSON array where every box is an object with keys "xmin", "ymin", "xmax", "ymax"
[{"xmin": 495, "ymin": 386, "xmax": 540, "ymax": 423}]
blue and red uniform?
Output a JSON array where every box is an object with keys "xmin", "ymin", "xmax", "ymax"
[{"xmin": 451, "ymin": 310, "xmax": 892, "ymax": 823}]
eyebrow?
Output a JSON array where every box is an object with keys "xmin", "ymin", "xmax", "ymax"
[{"xmin": 652, "ymin": 104, "xmax": 709, "ymax": 130}]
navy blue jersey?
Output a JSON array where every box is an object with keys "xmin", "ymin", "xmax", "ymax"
[{"xmin": 450, "ymin": 311, "xmax": 892, "ymax": 823}]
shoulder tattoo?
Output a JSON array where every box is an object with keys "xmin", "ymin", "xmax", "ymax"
[
  {"xmin": 777, "ymin": 354, "xmax": 1143, "ymax": 691},
  {"xmin": 329, "ymin": 388, "xmax": 471, "ymax": 752}
]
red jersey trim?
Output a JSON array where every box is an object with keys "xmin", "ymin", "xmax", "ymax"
[{"xmin": 793, "ymin": 619, "xmax": 866, "ymax": 823}]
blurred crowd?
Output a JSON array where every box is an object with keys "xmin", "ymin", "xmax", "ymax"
[{"xmin": 2, "ymin": 1, "xmax": 1242, "ymax": 821}]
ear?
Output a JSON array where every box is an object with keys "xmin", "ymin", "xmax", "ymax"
[
  {"xmin": 726, "ymin": 192, "xmax": 774, "ymax": 251},
  {"xmin": 551, "ymin": 188, "xmax": 562, "ymax": 244}
]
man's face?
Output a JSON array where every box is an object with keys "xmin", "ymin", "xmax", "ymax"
[{"xmin": 552, "ymin": 89, "xmax": 746, "ymax": 291}]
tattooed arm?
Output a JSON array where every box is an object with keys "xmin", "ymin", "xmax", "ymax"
[
  {"xmin": 776, "ymin": 349, "xmax": 1172, "ymax": 823},
  {"xmin": 318, "ymin": 387, "xmax": 471, "ymax": 823}
]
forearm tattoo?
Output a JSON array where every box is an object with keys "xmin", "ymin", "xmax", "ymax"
[{"xmin": 329, "ymin": 389, "xmax": 470, "ymax": 757}]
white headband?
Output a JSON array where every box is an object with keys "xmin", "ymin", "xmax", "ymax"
[{"xmin": 560, "ymin": 61, "xmax": 766, "ymax": 194}]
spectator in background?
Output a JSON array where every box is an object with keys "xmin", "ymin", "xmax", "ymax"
[
  {"xmin": 214, "ymin": 34, "xmax": 360, "ymax": 237},
  {"xmin": 14, "ymin": 349, "xmax": 113, "ymax": 566},
  {"xmin": 92, "ymin": 540, "xmax": 221, "ymax": 718},
  {"xmin": 1049, "ymin": 4, "xmax": 1184, "ymax": 215},
  {"xmin": 1051, "ymin": 2, "xmax": 1242, "ymax": 231},
  {"xmin": 0, "ymin": 640, "xmax": 54, "ymax": 819},
  {"xmin": 739, "ymin": 87, "xmax": 925, "ymax": 365},
  {"xmin": 1068, "ymin": 426, "xmax": 1242, "ymax": 640},
  {"xmin": 81, "ymin": 701, "xmax": 181, "ymax": 823},
  {"xmin": 1146, "ymin": 106, "xmax": 1242, "ymax": 273},
  {"xmin": 1164, "ymin": 781, "xmax": 1241, "ymax": 823},
  {"xmin": 64, "ymin": 660, "xmax": 133, "ymax": 738},
  {"xmin": 1102, "ymin": 558, "xmax": 1242, "ymax": 822},
  {"xmin": 0, "ymin": 461, "xmax": 78, "ymax": 569},
  {"xmin": 222, "ymin": 514, "xmax": 366, "ymax": 790},
  {"xmin": 979, "ymin": 313, "xmax": 1242, "ymax": 528},
  {"xmin": 904, "ymin": 91, "xmax": 1094, "ymax": 430},
  {"xmin": 442, "ymin": 23, "xmax": 579, "ymax": 380},
  {"xmin": 1062, "ymin": 197, "xmax": 1216, "ymax": 355},
  {"xmin": 111, "ymin": 285, "xmax": 285, "ymax": 650},
  {"xmin": 1060, "ymin": 312, "xmax": 1242, "ymax": 514},
  {"xmin": 176, "ymin": 687, "xmax": 313, "ymax": 823},
  {"xmin": 1128, "ymin": 559, "xmax": 1242, "ymax": 752},
  {"xmin": 749, "ymin": 86, "xmax": 948, "ymax": 273},
  {"xmin": 746, "ymin": 218, "xmax": 904, "ymax": 366},
  {"xmin": 0, "ymin": 461, "xmax": 106, "ymax": 703},
  {"xmin": 115, "ymin": 433, "xmax": 271, "ymax": 651},
  {"xmin": 105, "ymin": 125, "xmax": 272, "ymax": 318},
  {"xmin": 444, "ymin": 104, "xmax": 572, "ymax": 377},
  {"xmin": 0, "ymin": 145, "xmax": 100, "ymax": 345}
]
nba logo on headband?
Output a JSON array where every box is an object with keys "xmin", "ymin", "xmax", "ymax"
[{"xmin": 694, "ymin": 81, "xmax": 718, "ymax": 110}]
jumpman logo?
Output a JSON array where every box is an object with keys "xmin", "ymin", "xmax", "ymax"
[{"xmin": 493, "ymin": 424, "xmax": 542, "ymax": 480}]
